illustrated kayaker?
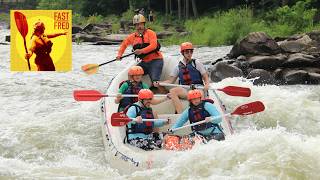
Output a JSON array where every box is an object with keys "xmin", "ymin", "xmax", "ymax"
[
  {"xmin": 115, "ymin": 66, "xmax": 170, "ymax": 112},
  {"xmin": 125, "ymin": 89, "xmax": 170, "ymax": 150},
  {"xmin": 170, "ymin": 89, "xmax": 225, "ymax": 142},
  {"xmin": 25, "ymin": 21, "xmax": 67, "ymax": 71},
  {"xmin": 116, "ymin": 14, "xmax": 165, "ymax": 93},
  {"xmin": 154, "ymin": 42, "xmax": 210, "ymax": 113}
]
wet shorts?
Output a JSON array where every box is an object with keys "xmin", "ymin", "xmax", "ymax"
[{"xmin": 138, "ymin": 58, "xmax": 163, "ymax": 82}]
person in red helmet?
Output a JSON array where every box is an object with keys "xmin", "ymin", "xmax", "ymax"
[
  {"xmin": 154, "ymin": 42, "xmax": 210, "ymax": 113},
  {"xmin": 115, "ymin": 66, "xmax": 170, "ymax": 112},
  {"xmin": 170, "ymin": 89, "xmax": 225, "ymax": 142},
  {"xmin": 25, "ymin": 21, "xmax": 67, "ymax": 71},
  {"xmin": 116, "ymin": 14, "xmax": 164, "ymax": 92},
  {"xmin": 125, "ymin": 89, "xmax": 170, "ymax": 150}
]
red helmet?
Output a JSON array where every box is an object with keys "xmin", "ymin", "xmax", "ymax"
[
  {"xmin": 128, "ymin": 66, "xmax": 144, "ymax": 76},
  {"xmin": 138, "ymin": 89, "xmax": 154, "ymax": 100},
  {"xmin": 187, "ymin": 89, "xmax": 202, "ymax": 100},
  {"xmin": 180, "ymin": 42, "xmax": 193, "ymax": 52}
]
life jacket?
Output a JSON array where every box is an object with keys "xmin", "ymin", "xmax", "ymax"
[
  {"xmin": 125, "ymin": 103, "xmax": 154, "ymax": 135},
  {"xmin": 132, "ymin": 29, "xmax": 161, "ymax": 59},
  {"xmin": 188, "ymin": 99, "xmax": 221, "ymax": 132},
  {"xmin": 178, "ymin": 59, "xmax": 203, "ymax": 85},
  {"xmin": 118, "ymin": 80, "xmax": 143, "ymax": 112}
]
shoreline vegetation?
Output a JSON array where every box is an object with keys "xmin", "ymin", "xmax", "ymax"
[{"xmin": 1, "ymin": 1, "xmax": 319, "ymax": 46}]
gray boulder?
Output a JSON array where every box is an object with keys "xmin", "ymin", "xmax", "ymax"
[
  {"xmin": 228, "ymin": 32, "xmax": 281, "ymax": 58},
  {"xmin": 210, "ymin": 61, "xmax": 243, "ymax": 82},
  {"xmin": 282, "ymin": 53, "xmax": 319, "ymax": 68},
  {"xmin": 247, "ymin": 69, "xmax": 274, "ymax": 85},
  {"xmin": 248, "ymin": 54, "xmax": 287, "ymax": 70},
  {"xmin": 283, "ymin": 70, "xmax": 309, "ymax": 84}
]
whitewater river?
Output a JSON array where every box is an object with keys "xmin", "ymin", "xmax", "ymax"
[{"xmin": 1, "ymin": 28, "xmax": 320, "ymax": 179}]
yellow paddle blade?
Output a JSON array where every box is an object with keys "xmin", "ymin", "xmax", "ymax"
[{"xmin": 81, "ymin": 64, "xmax": 99, "ymax": 75}]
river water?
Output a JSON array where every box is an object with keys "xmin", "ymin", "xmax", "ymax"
[{"xmin": 1, "ymin": 28, "xmax": 320, "ymax": 179}]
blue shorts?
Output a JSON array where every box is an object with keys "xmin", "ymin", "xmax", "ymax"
[{"xmin": 138, "ymin": 59, "xmax": 163, "ymax": 82}]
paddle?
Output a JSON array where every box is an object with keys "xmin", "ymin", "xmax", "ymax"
[
  {"xmin": 81, "ymin": 52, "xmax": 135, "ymax": 75},
  {"xmin": 169, "ymin": 101, "xmax": 265, "ymax": 132},
  {"xmin": 73, "ymin": 90, "xmax": 167, "ymax": 101},
  {"xmin": 159, "ymin": 83, "xmax": 251, "ymax": 97},
  {"xmin": 111, "ymin": 112, "xmax": 168, "ymax": 126},
  {"xmin": 14, "ymin": 11, "xmax": 31, "ymax": 71}
]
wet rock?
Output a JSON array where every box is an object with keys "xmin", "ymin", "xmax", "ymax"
[
  {"xmin": 74, "ymin": 33, "xmax": 108, "ymax": 42},
  {"xmin": 178, "ymin": 32, "xmax": 190, "ymax": 37},
  {"xmin": 105, "ymin": 34, "xmax": 127, "ymax": 42},
  {"xmin": 72, "ymin": 26, "xmax": 83, "ymax": 34},
  {"xmin": 278, "ymin": 35, "xmax": 312, "ymax": 53},
  {"xmin": 228, "ymin": 32, "xmax": 281, "ymax": 58},
  {"xmin": 236, "ymin": 55, "xmax": 247, "ymax": 61},
  {"xmin": 283, "ymin": 70, "xmax": 308, "ymax": 84},
  {"xmin": 248, "ymin": 54, "xmax": 287, "ymax": 70},
  {"xmin": 91, "ymin": 41, "xmax": 120, "ymax": 45},
  {"xmin": 210, "ymin": 61, "xmax": 243, "ymax": 82},
  {"xmin": 282, "ymin": 53, "xmax": 319, "ymax": 68},
  {"xmin": 5, "ymin": 35, "xmax": 10, "ymax": 42},
  {"xmin": 247, "ymin": 69, "xmax": 274, "ymax": 85},
  {"xmin": 308, "ymin": 73, "xmax": 320, "ymax": 84},
  {"xmin": 157, "ymin": 31, "xmax": 175, "ymax": 39}
]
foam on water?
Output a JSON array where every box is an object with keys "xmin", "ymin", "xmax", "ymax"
[{"xmin": 0, "ymin": 33, "xmax": 320, "ymax": 179}]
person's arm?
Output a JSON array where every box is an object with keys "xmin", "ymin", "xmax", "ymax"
[
  {"xmin": 154, "ymin": 66, "xmax": 179, "ymax": 87},
  {"xmin": 151, "ymin": 95, "xmax": 169, "ymax": 105},
  {"xmin": 114, "ymin": 83, "xmax": 128, "ymax": 104},
  {"xmin": 126, "ymin": 106, "xmax": 137, "ymax": 119},
  {"xmin": 25, "ymin": 37, "xmax": 36, "ymax": 59},
  {"xmin": 47, "ymin": 32, "xmax": 67, "ymax": 38},
  {"xmin": 140, "ymin": 30, "xmax": 158, "ymax": 54},
  {"xmin": 196, "ymin": 61, "xmax": 210, "ymax": 90},
  {"xmin": 171, "ymin": 108, "xmax": 189, "ymax": 129},
  {"xmin": 117, "ymin": 34, "xmax": 134, "ymax": 59},
  {"xmin": 204, "ymin": 103, "xmax": 222, "ymax": 124}
]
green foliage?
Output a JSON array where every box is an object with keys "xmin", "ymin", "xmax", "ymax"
[
  {"xmin": 0, "ymin": 13, "xmax": 9, "ymax": 24},
  {"xmin": 87, "ymin": 14, "xmax": 105, "ymax": 24}
]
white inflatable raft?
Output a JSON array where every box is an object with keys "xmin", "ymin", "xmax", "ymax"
[{"xmin": 100, "ymin": 58, "xmax": 233, "ymax": 173}]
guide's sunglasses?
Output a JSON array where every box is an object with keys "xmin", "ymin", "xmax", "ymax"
[{"xmin": 183, "ymin": 49, "xmax": 194, "ymax": 54}]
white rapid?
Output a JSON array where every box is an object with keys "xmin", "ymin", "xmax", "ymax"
[{"xmin": 1, "ymin": 28, "xmax": 320, "ymax": 179}]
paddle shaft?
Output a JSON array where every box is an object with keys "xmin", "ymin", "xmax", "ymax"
[
  {"xmin": 23, "ymin": 38, "xmax": 31, "ymax": 70},
  {"xmin": 98, "ymin": 52, "xmax": 134, "ymax": 67},
  {"xmin": 77, "ymin": 94, "xmax": 167, "ymax": 98},
  {"xmin": 170, "ymin": 113, "xmax": 231, "ymax": 132}
]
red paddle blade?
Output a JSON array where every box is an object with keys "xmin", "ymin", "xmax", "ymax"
[
  {"xmin": 231, "ymin": 101, "xmax": 265, "ymax": 115},
  {"xmin": 111, "ymin": 112, "xmax": 132, "ymax": 126},
  {"xmin": 218, "ymin": 86, "xmax": 251, "ymax": 97},
  {"xmin": 14, "ymin": 11, "xmax": 28, "ymax": 37},
  {"xmin": 73, "ymin": 90, "xmax": 103, "ymax": 101}
]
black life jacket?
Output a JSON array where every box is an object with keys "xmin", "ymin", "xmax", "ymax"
[
  {"xmin": 125, "ymin": 103, "xmax": 154, "ymax": 135},
  {"xmin": 188, "ymin": 99, "xmax": 221, "ymax": 132},
  {"xmin": 117, "ymin": 80, "xmax": 143, "ymax": 112},
  {"xmin": 132, "ymin": 30, "xmax": 161, "ymax": 59},
  {"xmin": 178, "ymin": 59, "xmax": 203, "ymax": 85}
]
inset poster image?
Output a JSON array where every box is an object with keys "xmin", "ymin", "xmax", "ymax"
[{"xmin": 10, "ymin": 10, "xmax": 72, "ymax": 71}]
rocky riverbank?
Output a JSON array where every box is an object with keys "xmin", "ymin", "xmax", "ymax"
[{"xmin": 206, "ymin": 31, "xmax": 320, "ymax": 85}]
